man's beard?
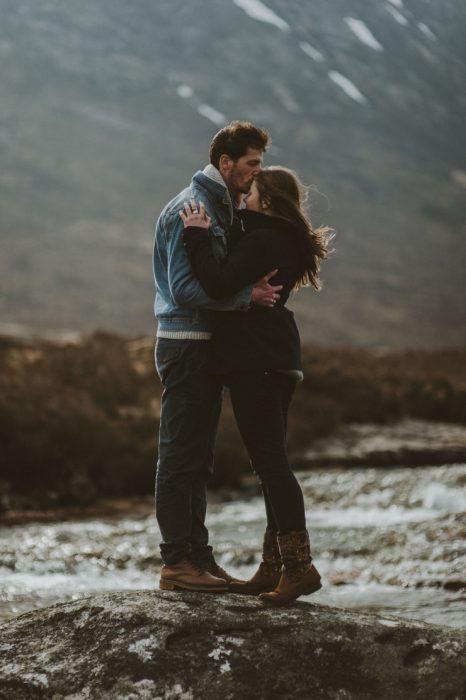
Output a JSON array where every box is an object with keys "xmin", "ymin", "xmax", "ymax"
[
  {"xmin": 226, "ymin": 171, "xmax": 253, "ymax": 196},
  {"xmin": 239, "ymin": 178, "xmax": 254, "ymax": 194}
]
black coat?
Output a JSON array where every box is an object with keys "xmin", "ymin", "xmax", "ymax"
[{"xmin": 183, "ymin": 209, "xmax": 305, "ymax": 374}]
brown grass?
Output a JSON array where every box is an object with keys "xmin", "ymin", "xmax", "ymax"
[{"xmin": 1, "ymin": 332, "xmax": 465, "ymax": 508}]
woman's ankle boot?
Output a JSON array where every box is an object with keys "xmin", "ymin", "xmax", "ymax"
[
  {"xmin": 229, "ymin": 528, "xmax": 281, "ymax": 595},
  {"xmin": 259, "ymin": 529, "xmax": 322, "ymax": 606}
]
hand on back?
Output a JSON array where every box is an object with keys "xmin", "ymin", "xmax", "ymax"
[{"xmin": 252, "ymin": 270, "xmax": 282, "ymax": 308}]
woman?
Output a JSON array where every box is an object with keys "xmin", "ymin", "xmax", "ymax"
[{"xmin": 180, "ymin": 167, "xmax": 333, "ymax": 605}]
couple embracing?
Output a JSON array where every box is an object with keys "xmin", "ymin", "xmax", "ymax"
[{"xmin": 153, "ymin": 121, "xmax": 332, "ymax": 606}]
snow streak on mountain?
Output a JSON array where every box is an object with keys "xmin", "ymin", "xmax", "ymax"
[{"xmin": 0, "ymin": 0, "xmax": 465, "ymax": 346}]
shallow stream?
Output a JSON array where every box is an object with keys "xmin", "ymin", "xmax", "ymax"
[{"xmin": 0, "ymin": 464, "xmax": 464, "ymax": 628}]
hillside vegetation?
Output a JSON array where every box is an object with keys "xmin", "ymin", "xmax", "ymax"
[{"xmin": 1, "ymin": 332, "xmax": 465, "ymax": 511}]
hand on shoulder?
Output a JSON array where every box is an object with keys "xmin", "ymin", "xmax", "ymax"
[{"xmin": 179, "ymin": 199, "xmax": 211, "ymax": 230}]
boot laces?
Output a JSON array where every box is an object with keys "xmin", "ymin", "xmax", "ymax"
[{"xmin": 183, "ymin": 558, "xmax": 205, "ymax": 576}]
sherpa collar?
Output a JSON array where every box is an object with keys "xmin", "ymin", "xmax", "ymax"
[{"xmin": 202, "ymin": 164, "xmax": 234, "ymax": 221}]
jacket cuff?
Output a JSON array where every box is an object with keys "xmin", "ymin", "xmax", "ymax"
[{"xmin": 235, "ymin": 284, "xmax": 253, "ymax": 311}]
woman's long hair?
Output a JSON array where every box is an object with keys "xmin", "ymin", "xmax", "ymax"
[{"xmin": 254, "ymin": 167, "xmax": 334, "ymax": 290}]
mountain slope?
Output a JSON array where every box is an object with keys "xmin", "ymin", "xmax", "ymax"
[{"xmin": 1, "ymin": 0, "xmax": 465, "ymax": 346}]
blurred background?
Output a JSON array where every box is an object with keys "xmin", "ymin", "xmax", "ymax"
[
  {"xmin": 1, "ymin": 0, "xmax": 465, "ymax": 346},
  {"xmin": 0, "ymin": 0, "xmax": 465, "ymax": 629}
]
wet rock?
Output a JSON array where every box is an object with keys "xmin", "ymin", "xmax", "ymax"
[
  {"xmin": 301, "ymin": 419, "xmax": 466, "ymax": 467},
  {"xmin": 0, "ymin": 591, "xmax": 465, "ymax": 699}
]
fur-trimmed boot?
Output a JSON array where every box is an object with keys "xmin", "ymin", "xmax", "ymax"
[
  {"xmin": 229, "ymin": 528, "xmax": 281, "ymax": 595},
  {"xmin": 259, "ymin": 529, "xmax": 322, "ymax": 606}
]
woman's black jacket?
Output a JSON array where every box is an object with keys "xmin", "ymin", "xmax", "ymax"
[{"xmin": 183, "ymin": 209, "xmax": 306, "ymax": 375}]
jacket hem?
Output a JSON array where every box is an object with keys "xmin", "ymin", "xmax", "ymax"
[{"xmin": 157, "ymin": 330, "xmax": 212, "ymax": 340}]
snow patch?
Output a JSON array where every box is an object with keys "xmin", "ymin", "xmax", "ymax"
[
  {"xmin": 328, "ymin": 71, "xmax": 367, "ymax": 104},
  {"xmin": 232, "ymin": 0, "xmax": 290, "ymax": 31},
  {"xmin": 197, "ymin": 104, "xmax": 226, "ymax": 126},
  {"xmin": 387, "ymin": 0, "xmax": 403, "ymax": 7},
  {"xmin": 344, "ymin": 17, "xmax": 384, "ymax": 51},
  {"xmin": 386, "ymin": 5, "xmax": 408, "ymax": 26},
  {"xmin": 177, "ymin": 86, "xmax": 225, "ymax": 128},
  {"xmin": 379, "ymin": 619, "xmax": 399, "ymax": 627},
  {"xmin": 418, "ymin": 22, "xmax": 437, "ymax": 40},
  {"xmin": 177, "ymin": 85, "xmax": 194, "ymax": 99},
  {"xmin": 299, "ymin": 41, "xmax": 324, "ymax": 62},
  {"xmin": 273, "ymin": 83, "xmax": 299, "ymax": 113}
]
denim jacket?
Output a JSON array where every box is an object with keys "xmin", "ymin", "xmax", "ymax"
[{"xmin": 153, "ymin": 166, "xmax": 252, "ymax": 339}]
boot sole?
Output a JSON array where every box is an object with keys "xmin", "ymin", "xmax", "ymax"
[
  {"xmin": 159, "ymin": 579, "xmax": 228, "ymax": 592},
  {"xmin": 260, "ymin": 581, "xmax": 322, "ymax": 606}
]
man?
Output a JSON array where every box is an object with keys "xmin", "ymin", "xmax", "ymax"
[{"xmin": 153, "ymin": 121, "xmax": 281, "ymax": 591}]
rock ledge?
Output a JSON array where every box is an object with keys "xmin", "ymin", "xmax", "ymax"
[{"xmin": 0, "ymin": 591, "xmax": 465, "ymax": 699}]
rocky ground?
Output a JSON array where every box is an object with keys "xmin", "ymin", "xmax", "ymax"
[{"xmin": 0, "ymin": 591, "xmax": 465, "ymax": 699}]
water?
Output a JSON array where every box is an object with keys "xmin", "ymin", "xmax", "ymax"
[{"xmin": 0, "ymin": 465, "xmax": 464, "ymax": 628}]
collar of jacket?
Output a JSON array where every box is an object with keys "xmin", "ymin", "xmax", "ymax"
[
  {"xmin": 239, "ymin": 208, "xmax": 297, "ymax": 235},
  {"xmin": 192, "ymin": 165, "xmax": 234, "ymax": 223}
]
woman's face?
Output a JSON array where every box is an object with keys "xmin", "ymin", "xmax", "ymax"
[{"xmin": 244, "ymin": 180, "xmax": 262, "ymax": 212}]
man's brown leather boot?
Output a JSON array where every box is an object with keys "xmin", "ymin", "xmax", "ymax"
[
  {"xmin": 200, "ymin": 558, "xmax": 238, "ymax": 586},
  {"xmin": 259, "ymin": 530, "xmax": 322, "ymax": 606},
  {"xmin": 159, "ymin": 558, "xmax": 228, "ymax": 592},
  {"xmin": 229, "ymin": 528, "xmax": 281, "ymax": 595}
]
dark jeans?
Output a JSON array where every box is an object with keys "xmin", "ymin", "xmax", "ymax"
[
  {"xmin": 155, "ymin": 339, "xmax": 222, "ymax": 565},
  {"xmin": 225, "ymin": 371, "xmax": 306, "ymax": 534}
]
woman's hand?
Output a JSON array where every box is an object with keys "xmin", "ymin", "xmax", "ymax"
[{"xmin": 179, "ymin": 199, "xmax": 211, "ymax": 230}]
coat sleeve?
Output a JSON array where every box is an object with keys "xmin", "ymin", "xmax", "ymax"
[
  {"xmin": 183, "ymin": 226, "xmax": 277, "ymax": 300},
  {"xmin": 160, "ymin": 208, "xmax": 252, "ymax": 310}
]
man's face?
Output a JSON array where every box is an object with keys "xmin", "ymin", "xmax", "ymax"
[
  {"xmin": 220, "ymin": 147, "xmax": 263, "ymax": 196},
  {"xmin": 243, "ymin": 180, "xmax": 262, "ymax": 212}
]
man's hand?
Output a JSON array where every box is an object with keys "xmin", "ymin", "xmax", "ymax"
[{"xmin": 252, "ymin": 269, "xmax": 282, "ymax": 308}]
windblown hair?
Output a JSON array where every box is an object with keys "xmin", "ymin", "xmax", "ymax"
[
  {"xmin": 255, "ymin": 167, "xmax": 334, "ymax": 290},
  {"xmin": 209, "ymin": 120, "xmax": 270, "ymax": 168}
]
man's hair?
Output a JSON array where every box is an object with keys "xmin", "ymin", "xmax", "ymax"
[{"xmin": 209, "ymin": 120, "xmax": 270, "ymax": 168}]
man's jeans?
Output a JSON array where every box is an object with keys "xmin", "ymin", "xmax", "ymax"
[{"xmin": 155, "ymin": 339, "xmax": 222, "ymax": 565}]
